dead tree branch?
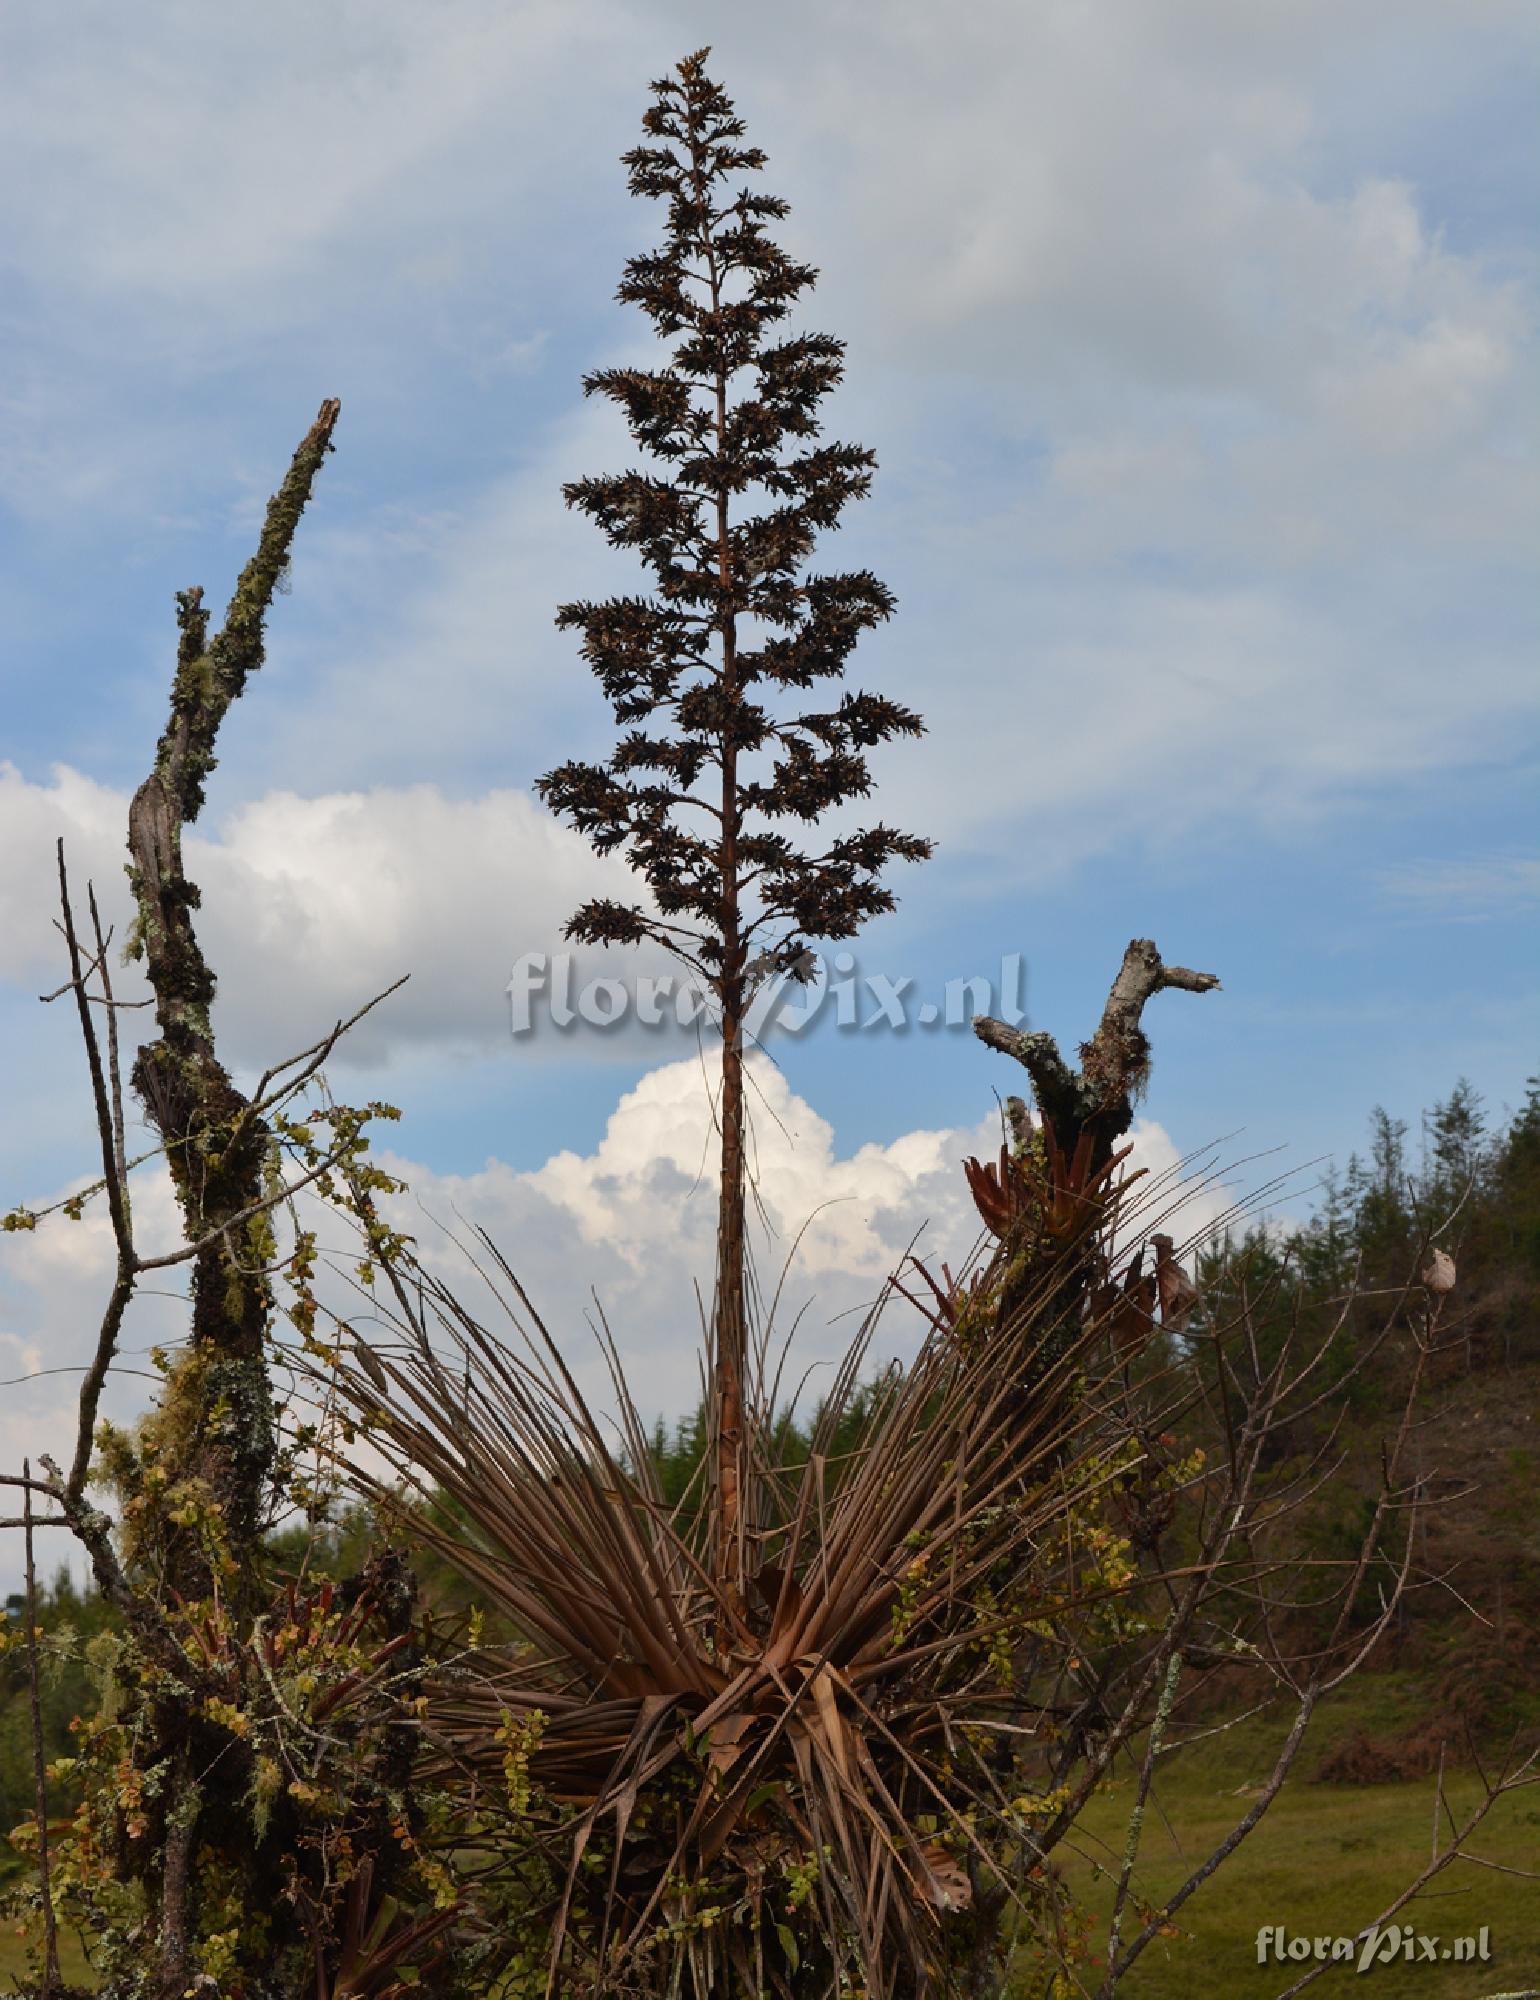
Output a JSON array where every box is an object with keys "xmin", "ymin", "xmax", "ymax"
[
  {"xmin": 976, "ymin": 936, "xmax": 1220, "ymax": 1168},
  {"xmin": 122, "ymin": 398, "xmax": 339, "ymax": 1588}
]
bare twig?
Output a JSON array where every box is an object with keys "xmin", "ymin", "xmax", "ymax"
[
  {"xmin": 87, "ymin": 882, "xmax": 129, "ymax": 1188},
  {"xmin": 1103, "ymin": 1650, "xmax": 1182, "ymax": 1996},
  {"xmin": 23, "ymin": 1460, "xmax": 64, "ymax": 1997},
  {"xmin": 54, "ymin": 844, "xmax": 139, "ymax": 1506},
  {"xmin": 1271, "ymin": 1744, "xmax": 1540, "ymax": 1997}
]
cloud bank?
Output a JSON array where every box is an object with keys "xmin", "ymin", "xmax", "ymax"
[{"xmin": 2, "ymin": 1051, "xmax": 1232, "ymax": 1478}]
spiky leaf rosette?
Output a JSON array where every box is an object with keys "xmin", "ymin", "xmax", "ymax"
[
  {"xmin": 304, "ymin": 949, "xmax": 1248, "ymax": 1997},
  {"xmin": 318, "ymin": 1176, "xmax": 1173, "ymax": 2000}
]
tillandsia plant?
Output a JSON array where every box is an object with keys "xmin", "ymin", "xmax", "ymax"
[
  {"xmin": 300, "ymin": 946, "xmax": 1166, "ymax": 1993},
  {"xmin": 304, "ymin": 933, "xmax": 1497, "ymax": 2000},
  {"xmin": 319, "ymin": 1182, "xmax": 1149, "ymax": 1999},
  {"xmin": 536, "ymin": 48, "xmax": 931, "ymax": 1599}
]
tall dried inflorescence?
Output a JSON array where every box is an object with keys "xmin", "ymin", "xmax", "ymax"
[{"xmin": 537, "ymin": 49, "xmax": 930, "ymax": 1593}]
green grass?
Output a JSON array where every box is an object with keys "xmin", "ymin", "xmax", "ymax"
[
  {"xmin": 0, "ymin": 1920, "xmax": 93, "ymax": 1991},
  {"xmin": 1046, "ymin": 1694, "xmax": 1540, "ymax": 1999}
]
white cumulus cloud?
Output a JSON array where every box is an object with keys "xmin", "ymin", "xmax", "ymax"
[
  {"xmin": 363, "ymin": 1055, "xmax": 1233, "ymax": 1422},
  {"xmin": 0, "ymin": 761, "xmax": 679, "ymax": 1068}
]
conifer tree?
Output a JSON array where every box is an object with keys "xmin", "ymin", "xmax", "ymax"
[{"xmin": 537, "ymin": 49, "xmax": 930, "ymax": 1593}]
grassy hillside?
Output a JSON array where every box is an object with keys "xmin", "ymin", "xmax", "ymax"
[{"xmin": 1039, "ymin": 1679, "xmax": 1539, "ymax": 1998}]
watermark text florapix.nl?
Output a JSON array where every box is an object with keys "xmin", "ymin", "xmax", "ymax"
[{"xmin": 507, "ymin": 950, "xmax": 1027, "ymax": 1039}]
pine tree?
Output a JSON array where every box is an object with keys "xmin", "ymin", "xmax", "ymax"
[
  {"xmin": 1353, "ymin": 1105, "xmax": 1412, "ymax": 1266},
  {"xmin": 1422, "ymin": 1076, "xmax": 1487, "ymax": 1211},
  {"xmin": 537, "ymin": 49, "xmax": 930, "ymax": 1594}
]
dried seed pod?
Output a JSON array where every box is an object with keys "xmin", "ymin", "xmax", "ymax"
[
  {"xmin": 1107, "ymin": 1249, "xmax": 1158, "ymax": 1357},
  {"xmin": 1421, "ymin": 1248, "xmax": 1456, "ymax": 1295},
  {"xmin": 1151, "ymin": 1233, "xmax": 1199, "ymax": 1331}
]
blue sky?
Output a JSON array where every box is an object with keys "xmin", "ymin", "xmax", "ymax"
[{"xmin": 1, "ymin": 0, "xmax": 1537, "ymax": 1490}]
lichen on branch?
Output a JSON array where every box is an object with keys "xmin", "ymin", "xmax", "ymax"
[{"xmin": 124, "ymin": 398, "xmax": 340, "ymax": 1582}]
